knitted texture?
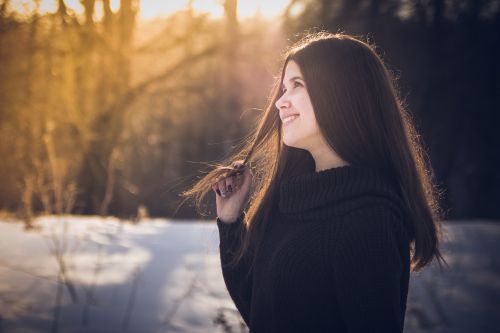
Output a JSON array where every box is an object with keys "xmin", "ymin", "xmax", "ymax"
[{"xmin": 217, "ymin": 165, "xmax": 412, "ymax": 333}]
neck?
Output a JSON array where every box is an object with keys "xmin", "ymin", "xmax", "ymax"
[
  {"xmin": 308, "ymin": 143, "xmax": 349, "ymax": 172},
  {"xmin": 278, "ymin": 164, "xmax": 406, "ymax": 222}
]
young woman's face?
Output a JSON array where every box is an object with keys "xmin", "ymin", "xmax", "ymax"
[{"xmin": 275, "ymin": 60, "xmax": 323, "ymax": 151}]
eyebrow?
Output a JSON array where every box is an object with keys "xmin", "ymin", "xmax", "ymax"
[{"xmin": 281, "ymin": 76, "xmax": 304, "ymax": 89}]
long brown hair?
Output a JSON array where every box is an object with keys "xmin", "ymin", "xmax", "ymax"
[{"xmin": 180, "ymin": 31, "xmax": 447, "ymax": 273}]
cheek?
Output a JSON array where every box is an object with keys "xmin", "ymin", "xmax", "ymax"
[
  {"xmin": 296, "ymin": 91, "xmax": 314, "ymax": 113},
  {"xmin": 295, "ymin": 93, "xmax": 308, "ymax": 109},
  {"xmin": 301, "ymin": 114, "xmax": 320, "ymax": 135},
  {"xmin": 303, "ymin": 112, "xmax": 323, "ymax": 145},
  {"xmin": 297, "ymin": 96, "xmax": 317, "ymax": 127}
]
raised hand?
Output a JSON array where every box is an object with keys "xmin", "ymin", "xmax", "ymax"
[{"xmin": 212, "ymin": 161, "xmax": 253, "ymax": 223}]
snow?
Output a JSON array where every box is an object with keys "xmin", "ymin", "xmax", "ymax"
[{"xmin": 0, "ymin": 216, "xmax": 498, "ymax": 332}]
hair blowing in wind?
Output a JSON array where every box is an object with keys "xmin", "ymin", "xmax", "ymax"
[{"xmin": 180, "ymin": 31, "xmax": 447, "ymax": 273}]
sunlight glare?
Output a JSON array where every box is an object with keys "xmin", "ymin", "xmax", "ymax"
[
  {"xmin": 12, "ymin": 0, "xmax": 291, "ymax": 21},
  {"xmin": 140, "ymin": 0, "xmax": 291, "ymax": 20}
]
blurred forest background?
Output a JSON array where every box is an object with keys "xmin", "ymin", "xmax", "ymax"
[{"xmin": 0, "ymin": 0, "xmax": 498, "ymax": 222}]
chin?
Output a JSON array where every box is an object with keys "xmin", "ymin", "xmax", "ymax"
[
  {"xmin": 282, "ymin": 135, "xmax": 294, "ymax": 147},
  {"xmin": 283, "ymin": 136, "xmax": 303, "ymax": 150}
]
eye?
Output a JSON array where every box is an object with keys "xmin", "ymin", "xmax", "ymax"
[{"xmin": 281, "ymin": 81, "xmax": 302, "ymax": 93}]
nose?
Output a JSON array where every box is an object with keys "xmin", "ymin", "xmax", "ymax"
[{"xmin": 275, "ymin": 93, "xmax": 290, "ymax": 111}]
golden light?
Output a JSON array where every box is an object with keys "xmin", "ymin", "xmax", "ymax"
[
  {"xmin": 11, "ymin": 0, "xmax": 292, "ymax": 20},
  {"xmin": 140, "ymin": 0, "xmax": 291, "ymax": 20}
]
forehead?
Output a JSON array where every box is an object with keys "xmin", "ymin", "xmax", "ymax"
[{"xmin": 283, "ymin": 60, "xmax": 302, "ymax": 79}]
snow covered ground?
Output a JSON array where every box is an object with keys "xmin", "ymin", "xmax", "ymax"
[{"xmin": 0, "ymin": 216, "xmax": 498, "ymax": 333}]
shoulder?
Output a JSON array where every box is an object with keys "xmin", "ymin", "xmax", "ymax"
[
  {"xmin": 325, "ymin": 202, "xmax": 409, "ymax": 274},
  {"xmin": 335, "ymin": 201, "xmax": 408, "ymax": 246}
]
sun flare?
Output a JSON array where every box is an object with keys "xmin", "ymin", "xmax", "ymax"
[
  {"xmin": 140, "ymin": 0, "xmax": 291, "ymax": 20},
  {"xmin": 12, "ymin": 0, "xmax": 291, "ymax": 20}
]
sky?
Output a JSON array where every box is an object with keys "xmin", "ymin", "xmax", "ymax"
[{"xmin": 12, "ymin": 0, "xmax": 293, "ymax": 20}]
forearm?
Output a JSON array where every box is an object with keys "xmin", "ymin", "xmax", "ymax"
[{"xmin": 216, "ymin": 212, "xmax": 253, "ymax": 326}]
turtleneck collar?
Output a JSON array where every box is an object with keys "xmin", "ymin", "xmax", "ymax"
[{"xmin": 278, "ymin": 164, "xmax": 406, "ymax": 220}]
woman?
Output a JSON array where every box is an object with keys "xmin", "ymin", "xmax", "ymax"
[{"xmin": 182, "ymin": 31, "xmax": 447, "ymax": 332}]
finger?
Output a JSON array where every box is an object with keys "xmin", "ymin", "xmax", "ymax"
[
  {"xmin": 231, "ymin": 161, "xmax": 245, "ymax": 175},
  {"xmin": 218, "ymin": 178, "xmax": 228, "ymax": 198},
  {"xmin": 212, "ymin": 183, "xmax": 221, "ymax": 196},
  {"xmin": 232, "ymin": 160, "xmax": 245, "ymax": 168},
  {"xmin": 225, "ymin": 175, "xmax": 234, "ymax": 194},
  {"xmin": 240, "ymin": 168, "xmax": 253, "ymax": 190},
  {"xmin": 234, "ymin": 173, "xmax": 243, "ymax": 189}
]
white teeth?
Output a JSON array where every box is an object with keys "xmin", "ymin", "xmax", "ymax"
[{"xmin": 283, "ymin": 115, "xmax": 299, "ymax": 124}]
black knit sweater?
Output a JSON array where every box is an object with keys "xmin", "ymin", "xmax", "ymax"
[{"xmin": 217, "ymin": 165, "xmax": 412, "ymax": 333}]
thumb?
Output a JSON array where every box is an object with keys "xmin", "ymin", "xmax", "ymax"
[
  {"xmin": 241, "ymin": 166, "xmax": 253, "ymax": 188},
  {"xmin": 232, "ymin": 167, "xmax": 252, "ymax": 197}
]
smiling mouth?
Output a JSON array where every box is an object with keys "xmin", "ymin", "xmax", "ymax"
[{"xmin": 282, "ymin": 114, "xmax": 299, "ymax": 125}]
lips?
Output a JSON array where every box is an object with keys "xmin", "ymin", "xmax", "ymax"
[
  {"xmin": 281, "ymin": 114, "xmax": 299, "ymax": 126},
  {"xmin": 283, "ymin": 115, "xmax": 299, "ymax": 125},
  {"xmin": 280, "ymin": 112, "xmax": 300, "ymax": 121}
]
